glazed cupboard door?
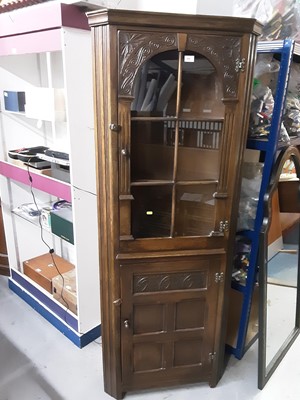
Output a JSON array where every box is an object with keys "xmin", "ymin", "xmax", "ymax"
[
  {"xmin": 119, "ymin": 33, "xmax": 232, "ymax": 246},
  {"xmin": 87, "ymin": 8, "xmax": 261, "ymax": 400}
]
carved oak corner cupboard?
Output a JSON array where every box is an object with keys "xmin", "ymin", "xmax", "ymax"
[{"xmin": 87, "ymin": 9, "xmax": 261, "ymax": 399}]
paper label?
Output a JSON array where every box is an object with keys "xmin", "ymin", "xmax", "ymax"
[{"xmin": 184, "ymin": 55, "xmax": 195, "ymax": 63}]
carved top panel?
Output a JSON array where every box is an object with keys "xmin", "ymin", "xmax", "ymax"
[
  {"xmin": 119, "ymin": 31, "xmax": 177, "ymax": 96},
  {"xmin": 186, "ymin": 35, "xmax": 241, "ymax": 98},
  {"xmin": 119, "ymin": 31, "xmax": 241, "ymax": 99}
]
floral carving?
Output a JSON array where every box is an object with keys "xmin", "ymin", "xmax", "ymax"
[
  {"xmin": 187, "ymin": 35, "xmax": 241, "ymax": 98},
  {"xmin": 134, "ymin": 271, "xmax": 207, "ymax": 293},
  {"xmin": 119, "ymin": 31, "xmax": 177, "ymax": 96},
  {"xmin": 119, "ymin": 32, "xmax": 241, "ymax": 98}
]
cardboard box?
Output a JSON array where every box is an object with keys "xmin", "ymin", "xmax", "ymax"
[
  {"xmin": 50, "ymin": 207, "xmax": 74, "ymax": 244},
  {"xmin": 40, "ymin": 206, "xmax": 52, "ymax": 230},
  {"xmin": 52, "ymin": 269, "xmax": 77, "ymax": 315},
  {"xmin": 23, "ymin": 253, "xmax": 74, "ymax": 293}
]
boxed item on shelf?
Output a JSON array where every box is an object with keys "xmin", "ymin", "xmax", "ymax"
[
  {"xmin": 37, "ymin": 151, "xmax": 70, "ymax": 182},
  {"xmin": 40, "ymin": 206, "xmax": 52, "ymax": 229},
  {"xmin": 23, "ymin": 253, "xmax": 75, "ymax": 293},
  {"xmin": 12, "ymin": 202, "xmax": 53, "ymax": 230},
  {"xmin": 24, "ymin": 87, "xmax": 66, "ymax": 122},
  {"xmin": 3, "ymin": 90, "xmax": 25, "ymax": 112},
  {"xmin": 8, "ymin": 146, "xmax": 51, "ymax": 169},
  {"xmin": 51, "ymin": 163, "xmax": 70, "ymax": 183},
  {"xmin": 52, "ymin": 268, "xmax": 77, "ymax": 315},
  {"xmin": 50, "ymin": 206, "xmax": 73, "ymax": 244}
]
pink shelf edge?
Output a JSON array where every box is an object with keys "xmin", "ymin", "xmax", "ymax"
[
  {"xmin": 0, "ymin": 2, "xmax": 89, "ymax": 39},
  {"xmin": 0, "ymin": 29, "xmax": 62, "ymax": 56},
  {"xmin": 0, "ymin": 161, "xmax": 71, "ymax": 202}
]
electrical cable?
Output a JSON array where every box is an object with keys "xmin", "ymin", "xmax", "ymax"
[
  {"xmin": 71, "ymin": 184, "xmax": 97, "ymax": 197},
  {"xmin": 26, "ymin": 162, "xmax": 71, "ymax": 319},
  {"xmin": 26, "ymin": 164, "xmax": 101, "ymax": 343}
]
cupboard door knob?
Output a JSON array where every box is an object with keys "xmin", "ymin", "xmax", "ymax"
[
  {"xmin": 121, "ymin": 148, "xmax": 130, "ymax": 157},
  {"xmin": 124, "ymin": 319, "xmax": 130, "ymax": 329},
  {"xmin": 121, "ymin": 149, "xmax": 130, "ymax": 158}
]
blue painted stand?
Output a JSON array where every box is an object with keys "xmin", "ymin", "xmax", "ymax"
[
  {"xmin": 229, "ymin": 39, "xmax": 297, "ymax": 359},
  {"xmin": 8, "ymin": 271, "xmax": 101, "ymax": 348}
]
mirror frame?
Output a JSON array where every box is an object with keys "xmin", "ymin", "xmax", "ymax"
[{"xmin": 258, "ymin": 146, "xmax": 300, "ymax": 389}]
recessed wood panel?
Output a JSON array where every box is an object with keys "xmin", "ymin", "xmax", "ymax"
[
  {"xmin": 133, "ymin": 304, "xmax": 165, "ymax": 334},
  {"xmin": 175, "ymin": 299, "xmax": 206, "ymax": 330},
  {"xmin": 133, "ymin": 342, "xmax": 163, "ymax": 372},
  {"xmin": 173, "ymin": 339, "xmax": 203, "ymax": 367}
]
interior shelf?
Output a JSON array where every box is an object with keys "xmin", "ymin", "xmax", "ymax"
[
  {"xmin": 12, "ymin": 207, "xmax": 51, "ymax": 232},
  {"xmin": 246, "ymin": 138, "xmax": 269, "ymax": 151}
]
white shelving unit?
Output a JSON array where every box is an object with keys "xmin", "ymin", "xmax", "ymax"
[{"xmin": 0, "ymin": 1, "xmax": 100, "ymax": 347}]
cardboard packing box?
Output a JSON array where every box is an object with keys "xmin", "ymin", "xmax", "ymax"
[
  {"xmin": 52, "ymin": 268, "xmax": 77, "ymax": 315},
  {"xmin": 23, "ymin": 253, "xmax": 75, "ymax": 293}
]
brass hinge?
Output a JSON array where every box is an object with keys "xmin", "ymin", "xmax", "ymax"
[
  {"xmin": 209, "ymin": 220, "xmax": 229, "ymax": 237},
  {"xmin": 219, "ymin": 220, "xmax": 229, "ymax": 233},
  {"xmin": 235, "ymin": 58, "xmax": 246, "ymax": 72},
  {"xmin": 109, "ymin": 123, "xmax": 121, "ymax": 132},
  {"xmin": 209, "ymin": 352, "xmax": 217, "ymax": 362},
  {"xmin": 215, "ymin": 272, "xmax": 224, "ymax": 283}
]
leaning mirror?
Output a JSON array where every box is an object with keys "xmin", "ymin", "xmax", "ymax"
[{"xmin": 258, "ymin": 146, "xmax": 300, "ymax": 389}]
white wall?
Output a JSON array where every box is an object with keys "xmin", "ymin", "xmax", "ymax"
[
  {"xmin": 196, "ymin": 0, "xmax": 235, "ymax": 16},
  {"xmin": 65, "ymin": 0, "xmax": 236, "ymax": 15},
  {"xmin": 98, "ymin": 0, "xmax": 198, "ymax": 13}
]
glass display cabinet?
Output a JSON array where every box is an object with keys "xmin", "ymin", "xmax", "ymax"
[{"xmin": 87, "ymin": 9, "xmax": 261, "ymax": 399}]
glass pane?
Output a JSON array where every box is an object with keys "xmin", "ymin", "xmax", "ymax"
[
  {"xmin": 131, "ymin": 121, "xmax": 174, "ymax": 181},
  {"xmin": 258, "ymin": 151, "xmax": 300, "ymax": 389},
  {"xmin": 176, "ymin": 53, "xmax": 224, "ymax": 181},
  {"xmin": 131, "ymin": 185, "xmax": 172, "ymax": 238},
  {"xmin": 176, "ymin": 120, "xmax": 223, "ymax": 181},
  {"xmin": 249, "ymin": 53, "xmax": 279, "ymax": 140},
  {"xmin": 131, "ymin": 50, "xmax": 178, "ymax": 117},
  {"xmin": 179, "ymin": 52, "xmax": 224, "ymax": 119},
  {"xmin": 174, "ymin": 184, "xmax": 217, "ymax": 236}
]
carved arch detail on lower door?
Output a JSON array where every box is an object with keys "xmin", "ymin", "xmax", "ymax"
[{"xmin": 133, "ymin": 270, "xmax": 208, "ymax": 293}]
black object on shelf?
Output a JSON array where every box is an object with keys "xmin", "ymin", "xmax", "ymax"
[
  {"xmin": 8, "ymin": 146, "xmax": 51, "ymax": 169},
  {"xmin": 8, "ymin": 146, "xmax": 49, "ymax": 162},
  {"xmin": 44, "ymin": 149, "xmax": 69, "ymax": 160}
]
